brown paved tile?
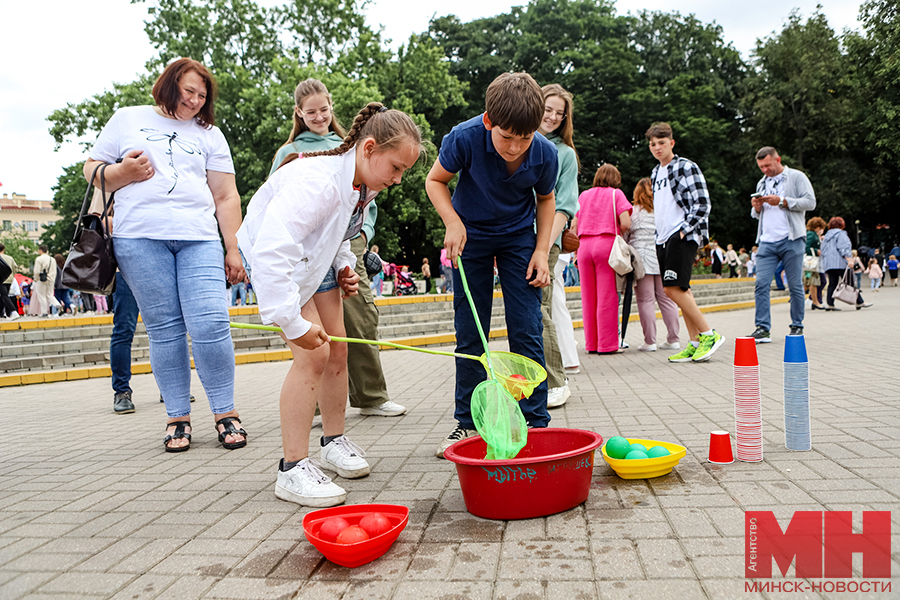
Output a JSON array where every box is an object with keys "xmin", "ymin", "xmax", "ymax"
[{"xmin": 1, "ymin": 293, "xmax": 899, "ymax": 598}]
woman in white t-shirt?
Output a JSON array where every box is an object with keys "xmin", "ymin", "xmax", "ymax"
[{"xmin": 84, "ymin": 58, "xmax": 247, "ymax": 453}]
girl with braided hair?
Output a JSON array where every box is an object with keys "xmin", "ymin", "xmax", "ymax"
[{"xmin": 237, "ymin": 102, "xmax": 423, "ymax": 506}]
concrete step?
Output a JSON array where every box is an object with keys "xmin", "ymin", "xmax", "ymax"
[{"xmin": 0, "ymin": 279, "xmax": 785, "ymax": 373}]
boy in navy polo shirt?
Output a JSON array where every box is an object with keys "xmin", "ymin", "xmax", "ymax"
[{"xmin": 426, "ymin": 72, "xmax": 558, "ymax": 458}]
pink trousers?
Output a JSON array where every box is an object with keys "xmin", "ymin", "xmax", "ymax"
[
  {"xmin": 634, "ymin": 274, "xmax": 680, "ymax": 345},
  {"xmin": 577, "ymin": 234, "xmax": 619, "ymax": 352}
]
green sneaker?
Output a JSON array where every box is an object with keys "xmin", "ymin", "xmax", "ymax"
[
  {"xmin": 668, "ymin": 344, "xmax": 697, "ymax": 363},
  {"xmin": 692, "ymin": 330, "xmax": 726, "ymax": 362}
]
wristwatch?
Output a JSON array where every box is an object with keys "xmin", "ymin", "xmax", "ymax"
[{"xmin": 780, "ymin": 196, "xmax": 787, "ymax": 208}]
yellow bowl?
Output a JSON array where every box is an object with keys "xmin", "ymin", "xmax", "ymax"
[{"xmin": 600, "ymin": 438, "xmax": 687, "ymax": 479}]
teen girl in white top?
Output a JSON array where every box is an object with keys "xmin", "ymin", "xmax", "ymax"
[{"xmin": 237, "ymin": 103, "xmax": 422, "ymax": 507}]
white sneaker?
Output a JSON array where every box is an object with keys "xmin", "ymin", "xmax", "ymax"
[
  {"xmin": 320, "ymin": 436, "xmax": 370, "ymax": 479},
  {"xmin": 275, "ymin": 458, "xmax": 346, "ymax": 507},
  {"xmin": 637, "ymin": 343, "xmax": 657, "ymax": 352},
  {"xmin": 6, "ymin": 313, "xmax": 19, "ymax": 321},
  {"xmin": 436, "ymin": 424, "xmax": 477, "ymax": 458},
  {"xmin": 620, "ymin": 340, "xmax": 630, "ymax": 349},
  {"xmin": 547, "ymin": 383, "xmax": 571, "ymax": 408},
  {"xmin": 564, "ymin": 365, "xmax": 580, "ymax": 375},
  {"xmin": 659, "ymin": 341, "xmax": 681, "ymax": 351},
  {"xmin": 359, "ymin": 400, "xmax": 407, "ymax": 417}
]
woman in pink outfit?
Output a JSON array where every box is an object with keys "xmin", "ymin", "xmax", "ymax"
[
  {"xmin": 626, "ymin": 178, "xmax": 680, "ymax": 352},
  {"xmin": 576, "ymin": 164, "xmax": 632, "ymax": 354}
]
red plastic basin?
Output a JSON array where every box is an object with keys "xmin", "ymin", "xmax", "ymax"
[
  {"xmin": 443, "ymin": 428, "xmax": 603, "ymax": 520},
  {"xmin": 302, "ymin": 504, "xmax": 409, "ymax": 568}
]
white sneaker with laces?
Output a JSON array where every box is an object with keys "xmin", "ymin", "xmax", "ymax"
[
  {"xmin": 320, "ymin": 436, "xmax": 370, "ymax": 479},
  {"xmin": 547, "ymin": 382, "xmax": 570, "ymax": 408},
  {"xmin": 359, "ymin": 400, "xmax": 407, "ymax": 417},
  {"xmin": 275, "ymin": 458, "xmax": 346, "ymax": 507},
  {"xmin": 637, "ymin": 343, "xmax": 657, "ymax": 352},
  {"xmin": 436, "ymin": 424, "xmax": 477, "ymax": 458},
  {"xmin": 6, "ymin": 313, "xmax": 19, "ymax": 320},
  {"xmin": 659, "ymin": 341, "xmax": 680, "ymax": 350}
]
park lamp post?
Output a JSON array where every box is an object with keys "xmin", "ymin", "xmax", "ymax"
[{"xmin": 855, "ymin": 220, "xmax": 860, "ymax": 246}]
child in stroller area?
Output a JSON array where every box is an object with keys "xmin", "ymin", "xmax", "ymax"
[{"xmin": 394, "ymin": 265, "xmax": 418, "ymax": 296}]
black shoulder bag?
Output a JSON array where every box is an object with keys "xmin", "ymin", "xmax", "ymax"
[{"xmin": 61, "ymin": 163, "xmax": 117, "ymax": 295}]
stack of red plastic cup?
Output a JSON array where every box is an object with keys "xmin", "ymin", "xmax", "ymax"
[{"xmin": 733, "ymin": 337, "xmax": 763, "ymax": 462}]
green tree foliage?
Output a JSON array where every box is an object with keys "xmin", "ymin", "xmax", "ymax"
[
  {"xmin": 40, "ymin": 163, "xmax": 89, "ymax": 255},
  {"xmin": 626, "ymin": 10, "xmax": 753, "ymax": 244},
  {"xmin": 47, "ymin": 0, "xmax": 900, "ymax": 267},
  {"xmin": 429, "ymin": 0, "xmax": 754, "ymax": 244},
  {"xmin": 743, "ymin": 8, "xmax": 890, "ymax": 241},
  {"xmin": 48, "ymin": 0, "xmax": 466, "ymax": 268},
  {"xmin": 278, "ymin": 0, "xmax": 370, "ymax": 65},
  {"xmin": 0, "ymin": 228, "xmax": 39, "ymax": 273},
  {"xmin": 845, "ymin": 0, "xmax": 900, "ymax": 241}
]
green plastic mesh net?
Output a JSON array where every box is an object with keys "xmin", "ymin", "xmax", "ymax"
[{"xmin": 471, "ymin": 351, "xmax": 547, "ymax": 460}]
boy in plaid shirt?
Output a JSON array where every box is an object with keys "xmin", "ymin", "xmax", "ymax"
[{"xmin": 648, "ymin": 122, "xmax": 725, "ymax": 362}]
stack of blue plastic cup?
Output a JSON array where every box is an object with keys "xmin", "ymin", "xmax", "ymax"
[{"xmin": 784, "ymin": 334, "xmax": 811, "ymax": 451}]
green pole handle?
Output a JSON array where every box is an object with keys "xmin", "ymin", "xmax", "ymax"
[
  {"xmin": 228, "ymin": 321, "xmax": 484, "ymax": 364},
  {"xmin": 456, "ymin": 257, "xmax": 496, "ymax": 379}
]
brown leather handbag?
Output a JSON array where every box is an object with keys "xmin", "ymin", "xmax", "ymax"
[
  {"xmin": 61, "ymin": 163, "xmax": 117, "ymax": 295},
  {"xmin": 561, "ymin": 222, "xmax": 580, "ymax": 253}
]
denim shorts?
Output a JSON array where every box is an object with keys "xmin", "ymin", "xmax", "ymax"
[{"xmin": 240, "ymin": 250, "xmax": 338, "ymax": 295}]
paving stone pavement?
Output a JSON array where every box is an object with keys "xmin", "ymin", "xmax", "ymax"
[{"xmin": 1, "ymin": 288, "xmax": 898, "ymax": 599}]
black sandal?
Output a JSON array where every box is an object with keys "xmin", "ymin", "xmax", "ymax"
[
  {"xmin": 164, "ymin": 421, "xmax": 192, "ymax": 453},
  {"xmin": 216, "ymin": 417, "xmax": 247, "ymax": 450}
]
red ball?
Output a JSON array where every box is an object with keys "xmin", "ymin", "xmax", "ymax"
[
  {"xmin": 506, "ymin": 374, "xmax": 528, "ymax": 400},
  {"xmin": 359, "ymin": 512, "xmax": 393, "ymax": 538},
  {"xmin": 336, "ymin": 525, "xmax": 370, "ymax": 545},
  {"xmin": 318, "ymin": 517, "xmax": 350, "ymax": 542}
]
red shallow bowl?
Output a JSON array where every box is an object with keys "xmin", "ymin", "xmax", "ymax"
[
  {"xmin": 302, "ymin": 504, "xmax": 409, "ymax": 568},
  {"xmin": 443, "ymin": 428, "xmax": 603, "ymax": 520}
]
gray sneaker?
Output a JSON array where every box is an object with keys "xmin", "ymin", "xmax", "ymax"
[
  {"xmin": 436, "ymin": 424, "xmax": 477, "ymax": 458},
  {"xmin": 749, "ymin": 326, "xmax": 771, "ymax": 344},
  {"xmin": 113, "ymin": 392, "xmax": 135, "ymax": 414}
]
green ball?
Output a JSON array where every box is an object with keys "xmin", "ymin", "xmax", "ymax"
[
  {"xmin": 606, "ymin": 437, "xmax": 631, "ymax": 459},
  {"xmin": 629, "ymin": 443, "xmax": 648, "ymax": 454},
  {"xmin": 647, "ymin": 446, "xmax": 671, "ymax": 458},
  {"xmin": 625, "ymin": 450, "xmax": 649, "ymax": 460}
]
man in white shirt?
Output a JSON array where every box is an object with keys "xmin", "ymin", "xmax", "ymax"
[{"xmin": 749, "ymin": 147, "xmax": 817, "ymax": 343}]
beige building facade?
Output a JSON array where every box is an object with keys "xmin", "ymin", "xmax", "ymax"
[{"xmin": 0, "ymin": 193, "xmax": 61, "ymax": 242}]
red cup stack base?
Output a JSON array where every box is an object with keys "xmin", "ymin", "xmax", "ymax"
[{"xmin": 733, "ymin": 337, "xmax": 763, "ymax": 462}]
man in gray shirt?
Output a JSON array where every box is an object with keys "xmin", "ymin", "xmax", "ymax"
[{"xmin": 749, "ymin": 147, "xmax": 817, "ymax": 343}]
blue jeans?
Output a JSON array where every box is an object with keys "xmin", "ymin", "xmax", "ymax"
[
  {"xmin": 114, "ymin": 239, "xmax": 235, "ymax": 418},
  {"xmin": 441, "ymin": 265, "xmax": 454, "ymax": 293},
  {"xmin": 773, "ymin": 261, "xmax": 786, "ymax": 290},
  {"xmin": 110, "ymin": 272, "xmax": 139, "ymax": 394},
  {"xmin": 230, "ymin": 281, "xmax": 246, "ymax": 305},
  {"xmin": 54, "ymin": 288, "xmax": 71, "ymax": 312},
  {"xmin": 452, "ymin": 228, "xmax": 549, "ymax": 429},
  {"xmin": 754, "ymin": 238, "xmax": 805, "ymax": 330}
]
